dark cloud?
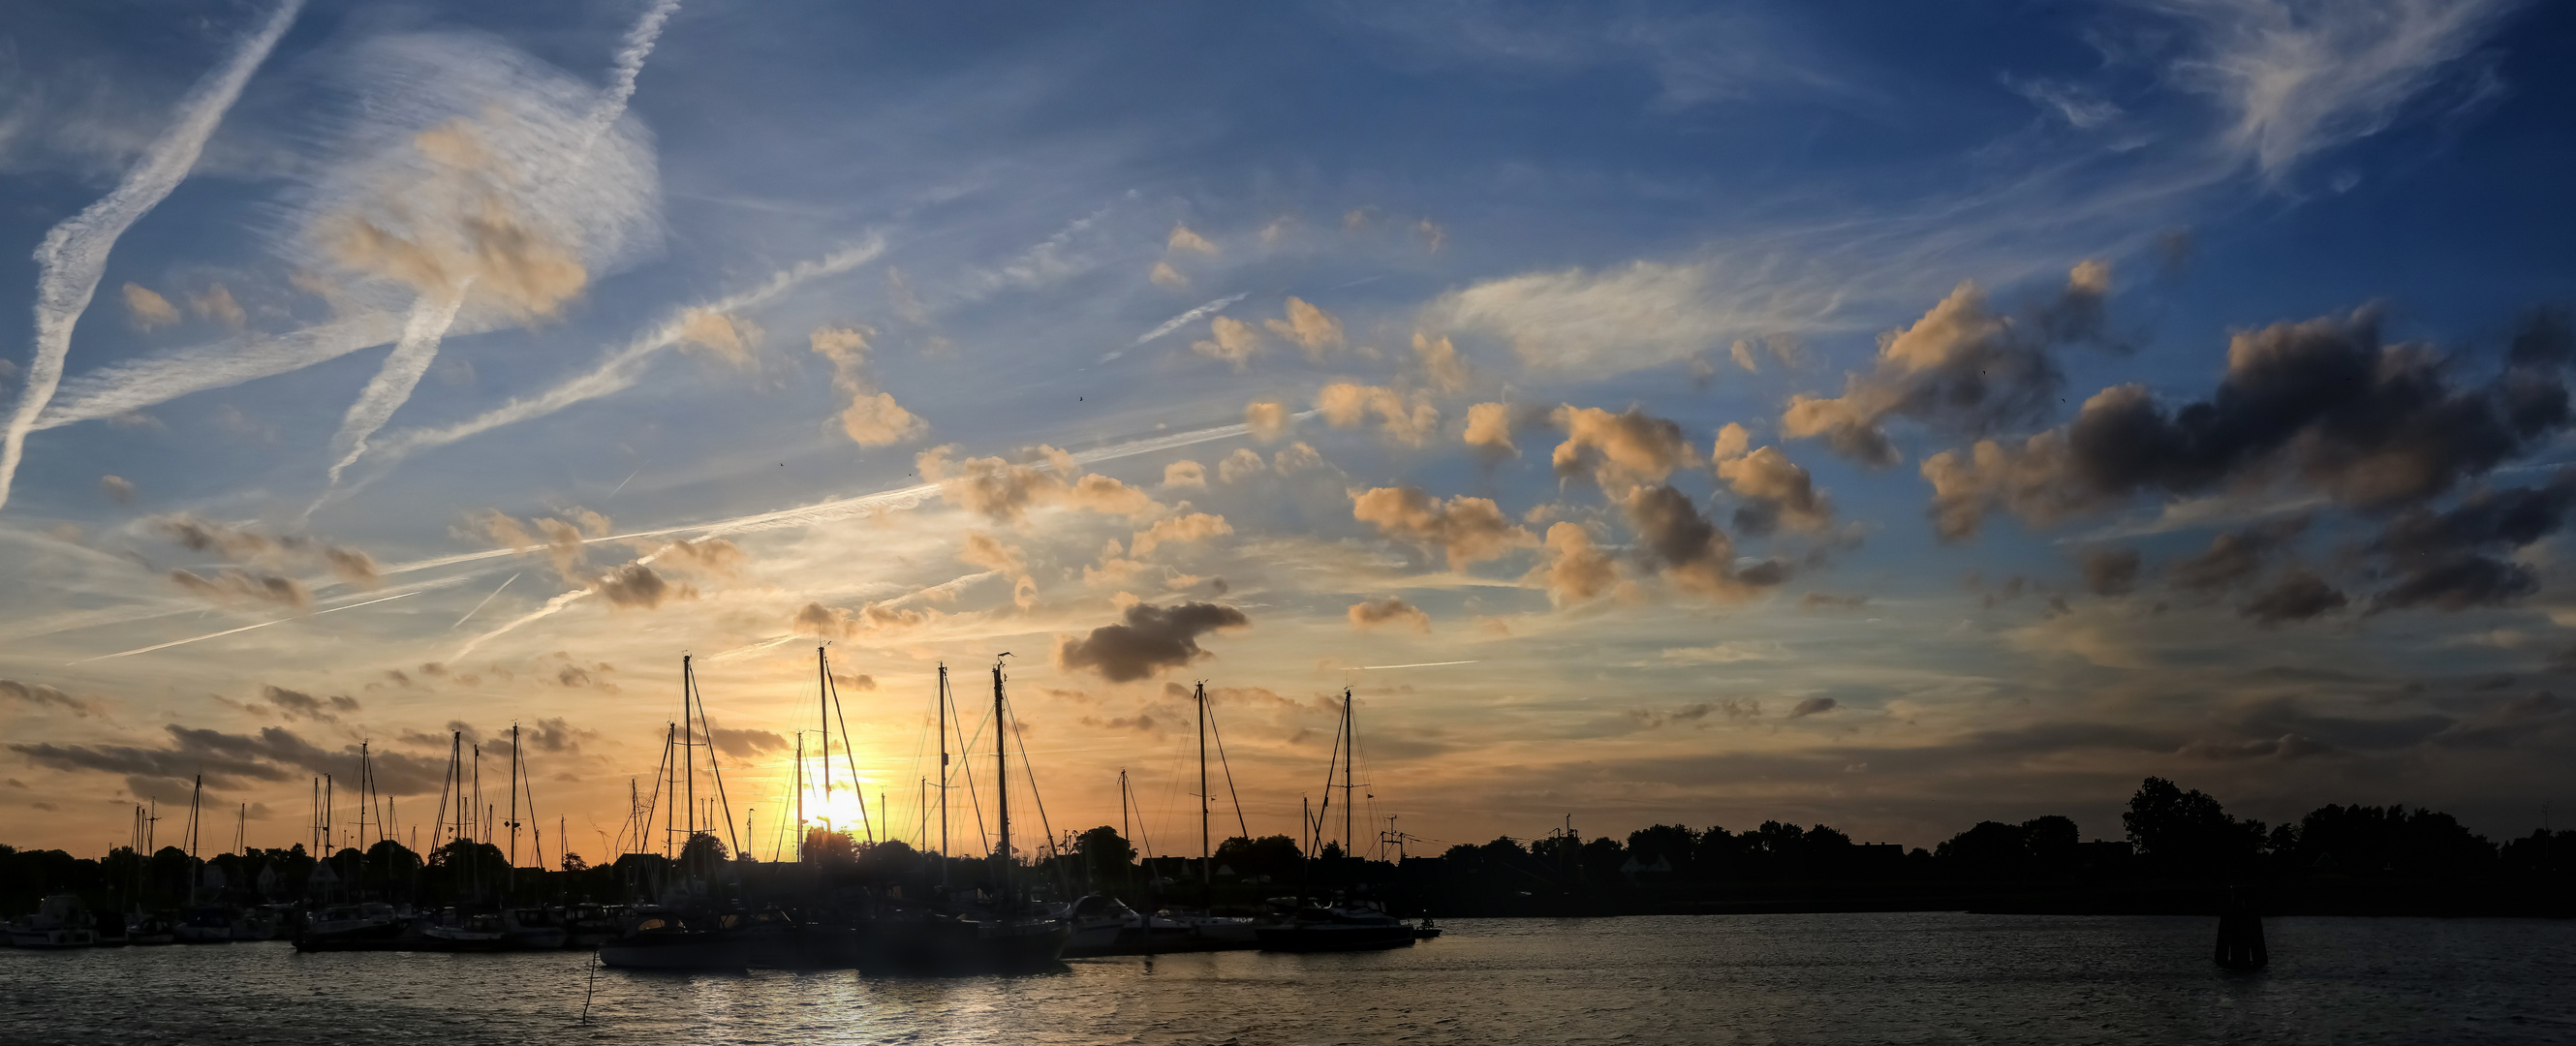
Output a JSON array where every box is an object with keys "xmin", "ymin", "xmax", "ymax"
[
  {"xmin": 259, "ymin": 685, "xmax": 358, "ymax": 723},
  {"xmin": 2078, "ymin": 546, "xmax": 2141, "ymax": 597},
  {"xmin": 1925, "ymin": 307, "xmax": 2576, "ymax": 539},
  {"xmin": 2240, "ymin": 569, "xmax": 2349, "ymax": 624},
  {"xmin": 1785, "ymin": 262, "xmax": 2105, "ymax": 465},
  {"xmin": 171, "ymin": 568, "xmax": 309, "ymax": 608},
  {"xmin": 1057, "ymin": 601, "xmax": 1250, "ymax": 682},
  {"xmin": 2167, "ymin": 514, "xmax": 2312, "ymax": 594},
  {"xmin": 1, "ymin": 679, "xmax": 103, "ymax": 718},
  {"xmin": 1788, "ymin": 696, "xmax": 1839, "ymax": 718},
  {"xmin": 2367, "ymin": 473, "xmax": 2575, "ymax": 612},
  {"xmin": 708, "ymin": 727, "xmax": 786, "ymax": 758},
  {"xmin": 593, "ymin": 562, "xmax": 691, "ymax": 608},
  {"xmin": 9, "ymin": 723, "xmax": 446, "ymax": 795},
  {"xmin": 1621, "ymin": 484, "xmax": 1788, "ymax": 599}
]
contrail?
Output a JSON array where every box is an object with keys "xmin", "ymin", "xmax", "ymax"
[
  {"xmin": 451, "ymin": 571, "xmax": 519, "ymax": 630},
  {"xmin": 32, "ymin": 311, "xmax": 426, "ymax": 430},
  {"xmin": 1352, "ymin": 660, "xmax": 1479, "ymax": 670},
  {"xmin": 320, "ymin": 292, "xmax": 465, "ymax": 496},
  {"xmin": 1135, "ymin": 292, "xmax": 1247, "ymax": 345},
  {"xmin": 427, "ymin": 414, "xmax": 1288, "ymax": 654},
  {"xmin": 319, "ymin": 0, "xmax": 684, "ymax": 501},
  {"xmin": 363, "ymin": 239, "xmax": 885, "ymax": 472},
  {"xmin": 73, "ymin": 588, "xmax": 426, "ymax": 663},
  {"xmin": 0, "ymin": 0, "xmax": 304, "ymax": 513}
]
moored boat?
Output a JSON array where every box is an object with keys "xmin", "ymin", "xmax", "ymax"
[
  {"xmin": 598, "ymin": 907, "xmax": 750, "ymax": 970},
  {"xmin": 293, "ymin": 902, "xmax": 407, "ymax": 951},
  {"xmin": 1253, "ymin": 900, "xmax": 1416, "ymax": 952},
  {"xmin": 9, "ymin": 896, "xmax": 101, "ymax": 949}
]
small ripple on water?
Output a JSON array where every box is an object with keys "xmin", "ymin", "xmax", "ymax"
[{"xmin": 6, "ymin": 914, "xmax": 2576, "ymax": 1045}]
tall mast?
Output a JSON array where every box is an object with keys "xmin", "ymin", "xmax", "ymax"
[
  {"xmin": 938, "ymin": 663, "xmax": 949, "ymax": 883},
  {"xmin": 993, "ymin": 655, "xmax": 1010, "ymax": 905},
  {"xmin": 818, "ymin": 646, "xmax": 830, "ymax": 842},
  {"xmin": 793, "ymin": 731, "xmax": 805, "ymax": 862},
  {"xmin": 1343, "ymin": 688, "xmax": 1354, "ymax": 858},
  {"xmin": 683, "ymin": 656, "xmax": 698, "ymax": 855},
  {"xmin": 1197, "ymin": 682, "xmax": 1210, "ymax": 887},
  {"xmin": 508, "ymin": 723, "xmax": 522, "ymax": 890}
]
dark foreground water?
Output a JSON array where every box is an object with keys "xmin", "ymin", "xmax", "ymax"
[{"xmin": 7, "ymin": 913, "xmax": 2574, "ymax": 1044}]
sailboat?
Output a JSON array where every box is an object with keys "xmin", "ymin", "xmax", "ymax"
[
  {"xmin": 600, "ymin": 655, "xmax": 753, "ymax": 971},
  {"xmin": 859, "ymin": 656, "xmax": 1069, "ymax": 974},
  {"xmin": 1255, "ymin": 688, "xmax": 1417, "ymax": 952}
]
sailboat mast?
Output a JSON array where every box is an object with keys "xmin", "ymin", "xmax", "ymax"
[
  {"xmin": 818, "ymin": 646, "xmax": 830, "ymax": 841},
  {"xmin": 938, "ymin": 663, "xmax": 949, "ymax": 882},
  {"xmin": 508, "ymin": 723, "xmax": 522, "ymax": 889},
  {"xmin": 993, "ymin": 657, "xmax": 1009, "ymax": 902},
  {"xmin": 1197, "ymin": 682, "xmax": 1210, "ymax": 887},
  {"xmin": 793, "ymin": 731, "xmax": 805, "ymax": 862},
  {"xmin": 1343, "ymin": 688, "xmax": 1353, "ymax": 857}
]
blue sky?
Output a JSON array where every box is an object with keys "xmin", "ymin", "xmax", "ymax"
[{"xmin": 3, "ymin": 0, "xmax": 2572, "ymax": 861}]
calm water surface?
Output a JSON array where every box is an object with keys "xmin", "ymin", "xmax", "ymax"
[{"xmin": 6, "ymin": 913, "xmax": 2573, "ymax": 1044}]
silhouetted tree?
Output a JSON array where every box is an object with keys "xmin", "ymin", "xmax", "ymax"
[{"xmin": 2124, "ymin": 777, "xmax": 2265, "ymax": 877}]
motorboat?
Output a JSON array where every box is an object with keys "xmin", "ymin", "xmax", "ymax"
[
  {"xmin": 9, "ymin": 896, "xmax": 100, "ymax": 949},
  {"xmin": 127, "ymin": 909, "xmax": 176, "ymax": 945},
  {"xmin": 564, "ymin": 904, "xmax": 624, "ymax": 948},
  {"xmin": 1253, "ymin": 900, "xmax": 1416, "ymax": 953},
  {"xmin": 598, "ymin": 906, "xmax": 751, "ymax": 970},
  {"xmin": 501, "ymin": 908, "xmax": 568, "ymax": 949},
  {"xmin": 293, "ymin": 902, "xmax": 407, "ymax": 951},
  {"xmin": 422, "ymin": 909, "xmax": 512, "ymax": 952},
  {"xmin": 173, "ymin": 907, "xmax": 233, "ymax": 944}
]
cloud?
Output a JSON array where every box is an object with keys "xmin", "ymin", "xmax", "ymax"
[
  {"xmin": 1131, "ymin": 512, "xmax": 1232, "ymax": 557},
  {"xmin": 469, "ymin": 508, "xmax": 603, "ymax": 582},
  {"xmin": 8, "ymin": 723, "xmax": 449, "ymax": 796},
  {"xmin": 122, "ymin": 283, "xmax": 179, "ymax": 329},
  {"xmin": 1056, "ymin": 600, "xmax": 1250, "ymax": 682},
  {"xmin": 649, "ymin": 536, "xmax": 747, "ymax": 578},
  {"xmin": 1318, "ymin": 384, "xmax": 1438, "ymax": 446},
  {"xmin": 1464, "ymin": 402, "xmax": 1517, "ymax": 458},
  {"xmin": 189, "ymin": 284, "xmax": 245, "ymax": 331},
  {"xmin": 1192, "ymin": 316, "xmax": 1263, "ymax": 370},
  {"xmin": 678, "ymin": 308, "xmax": 760, "ymax": 364},
  {"xmin": 1783, "ymin": 263, "xmax": 2105, "ymax": 466},
  {"xmin": 1244, "ymin": 400, "xmax": 1294, "ymax": 443},
  {"xmin": 1799, "ymin": 592, "xmax": 1868, "ymax": 611},
  {"xmin": 171, "ymin": 568, "xmax": 309, "ymax": 609},
  {"xmin": 2078, "ymin": 546, "xmax": 2142, "ymax": 597},
  {"xmin": 1351, "ymin": 486, "xmax": 1537, "ymax": 569},
  {"xmin": 1414, "ymin": 333, "xmax": 1469, "ymax": 392},
  {"xmin": 1348, "ymin": 596, "xmax": 1431, "ymax": 633},
  {"xmin": 1168, "ymin": 224, "xmax": 1217, "ymax": 255},
  {"xmin": 2368, "ymin": 474, "xmax": 2576, "ymax": 612},
  {"xmin": 1265, "ymin": 297, "xmax": 1346, "ymax": 359},
  {"xmin": 790, "ymin": 599, "xmax": 932, "ymax": 638},
  {"xmin": 1219, "ymin": 447, "xmax": 1267, "ymax": 483},
  {"xmin": 1711, "ymin": 423, "xmax": 1831, "ymax": 535},
  {"xmin": 325, "ymin": 546, "xmax": 381, "ymax": 587},
  {"xmin": 592, "ymin": 562, "xmax": 690, "ymax": 609},
  {"xmin": 2160, "ymin": 0, "xmax": 2518, "ymax": 178},
  {"xmin": 1163, "ymin": 460, "xmax": 1207, "ymax": 488},
  {"xmin": 1422, "ymin": 257, "xmax": 1840, "ymax": 375},
  {"xmin": 959, "ymin": 532, "xmax": 1026, "ymax": 575},
  {"xmin": 2169, "ymin": 515, "xmax": 2312, "ymax": 594},
  {"xmin": 99, "ymin": 475, "xmax": 134, "ymax": 504},
  {"xmin": 810, "ymin": 325, "xmax": 926, "ymax": 446},
  {"xmin": 919, "ymin": 445, "xmax": 1162, "ymax": 522},
  {"xmin": 0, "ymin": 0, "xmax": 302, "ymax": 514},
  {"xmin": 1530, "ymin": 521, "xmax": 1619, "ymax": 604},
  {"xmin": 1274, "ymin": 442, "xmax": 1323, "ymax": 474},
  {"xmin": 1919, "ymin": 307, "xmax": 2570, "ymax": 539},
  {"xmin": 2242, "ymin": 569, "xmax": 2349, "ymax": 624},
  {"xmin": 708, "ymin": 727, "xmax": 786, "ymax": 758},
  {"xmin": 1150, "ymin": 261, "xmax": 1189, "ymax": 290},
  {"xmin": 1552, "ymin": 406, "xmax": 1695, "ymax": 489},
  {"xmin": 1622, "ymin": 483, "xmax": 1787, "ymax": 599},
  {"xmin": 259, "ymin": 685, "xmax": 357, "ymax": 724},
  {"xmin": 1788, "ymin": 696, "xmax": 1838, "ymax": 718},
  {"xmin": 1, "ymin": 679, "xmax": 104, "ymax": 718}
]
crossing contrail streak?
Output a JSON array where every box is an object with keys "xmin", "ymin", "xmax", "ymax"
[
  {"xmin": 0, "ymin": 0, "xmax": 304, "ymax": 513},
  {"xmin": 1353, "ymin": 660, "xmax": 1479, "ymax": 670},
  {"xmin": 73, "ymin": 588, "xmax": 428, "ymax": 663},
  {"xmin": 451, "ymin": 572, "xmax": 520, "ymax": 630},
  {"xmin": 1135, "ymin": 292, "xmax": 1248, "ymax": 345}
]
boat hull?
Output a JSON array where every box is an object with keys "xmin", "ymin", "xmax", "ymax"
[
  {"xmin": 600, "ymin": 933, "xmax": 751, "ymax": 970},
  {"xmin": 8, "ymin": 929, "xmax": 97, "ymax": 949}
]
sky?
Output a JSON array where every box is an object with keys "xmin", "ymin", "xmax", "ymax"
[{"xmin": 4, "ymin": 0, "xmax": 2574, "ymax": 864}]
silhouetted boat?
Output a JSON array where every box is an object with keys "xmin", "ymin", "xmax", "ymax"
[
  {"xmin": 293, "ymin": 902, "xmax": 407, "ymax": 951},
  {"xmin": 599, "ymin": 906, "xmax": 750, "ymax": 970},
  {"xmin": 9, "ymin": 896, "xmax": 101, "ymax": 949},
  {"xmin": 1254, "ymin": 899, "xmax": 1416, "ymax": 952}
]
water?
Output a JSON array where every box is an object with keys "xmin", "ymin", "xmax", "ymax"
[{"xmin": 7, "ymin": 913, "xmax": 2574, "ymax": 1044}]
